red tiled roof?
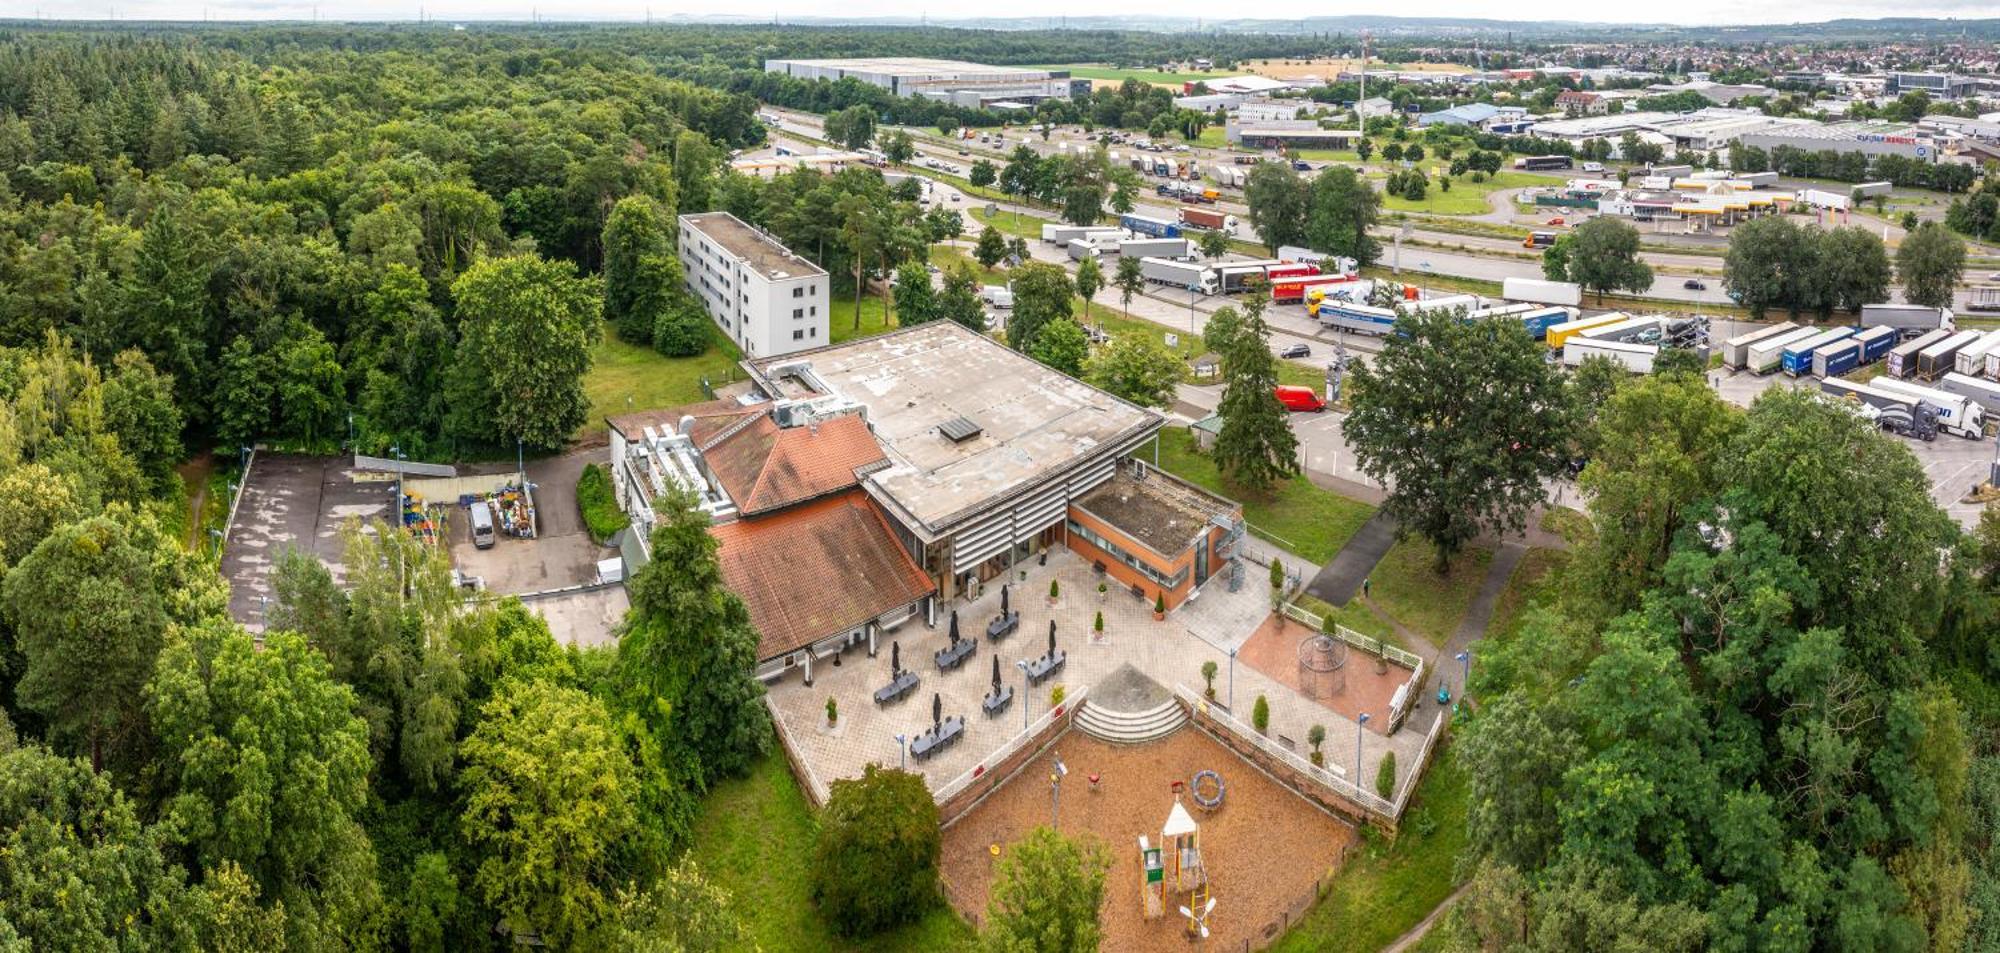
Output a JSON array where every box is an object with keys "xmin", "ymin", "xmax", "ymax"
[
  {"xmin": 606, "ymin": 399, "xmax": 761, "ymax": 450},
  {"xmin": 703, "ymin": 413, "xmax": 885, "ymax": 516},
  {"xmin": 711, "ymin": 491, "xmax": 935, "ymax": 661}
]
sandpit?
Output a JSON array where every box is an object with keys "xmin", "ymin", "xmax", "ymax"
[{"xmin": 940, "ymin": 727, "xmax": 1356, "ymax": 952}]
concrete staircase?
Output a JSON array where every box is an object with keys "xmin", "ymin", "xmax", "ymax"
[{"xmin": 1075, "ymin": 698, "xmax": 1188, "ymax": 745}]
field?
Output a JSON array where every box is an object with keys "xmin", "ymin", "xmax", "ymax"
[
  {"xmin": 939, "ymin": 729, "xmax": 1357, "ymax": 953},
  {"xmin": 1244, "ymin": 57, "xmax": 1473, "ymax": 81},
  {"xmin": 1154, "ymin": 427, "xmax": 1374, "ymax": 565},
  {"xmin": 828, "ymin": 291, "xmax": 894, "ymax": 344},
  {"xmin": 969, "ymin": 206, "xmax": 1051, "ymax": 241},
  {"xmin": 1381, "ymin": 170, "xmax": 1558, "ymax": 217},
  {"xmin": 580, "ymin": 326, "xmax": 744, "ymax": 439}
]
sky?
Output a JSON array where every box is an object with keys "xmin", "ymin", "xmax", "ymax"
[{"xmin": 2, "ymin": 0, "xmax": 1992, "ymax": 28}]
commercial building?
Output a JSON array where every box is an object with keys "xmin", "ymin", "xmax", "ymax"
[
  {"xmin": 763, "ymin": 57, "xmax": 1071, "ymax": 106},
  {"xmin": 1887, "ymin": 72, "xmax": 1981, "ymax": 99},
  {"xmin": 677, "ymin": 212, "xmax": 828, "ymax": 359},
  {"xmin": 1226, "ymin": 120, "xmax": 1362, "ymax": 150},
  {"xmin": 1417, "ymin": 102, "xmax": 1502, "ymax": 128},
  {"xmin": 728, "ymin": 149, "xmax": 870, "ymax": 179},
  {"xmin": 1734, "ymin": 121, "xmax": 1941, "ymax": 163}
]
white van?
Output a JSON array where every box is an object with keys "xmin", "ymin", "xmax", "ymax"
[
  {"xmin": 1582, "ymin": 161, "xmax": 1605, "ymax": 173},
  {"xmin": 469, "ymin": 501, "xmax": 497, "ymax": 549}
]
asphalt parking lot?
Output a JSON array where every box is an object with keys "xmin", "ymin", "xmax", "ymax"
[
  {"xmin": 445, "ymin": 448, "xmax": 629, "ymax": 647},
  {"xmin": 222, "ymin": 453, "xmax": 395, "ymax": 630}
]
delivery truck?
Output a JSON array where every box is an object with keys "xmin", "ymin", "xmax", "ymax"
[
  {"xmin": 1041, "ymin": 223, "xmax": 1102, "ymax": 244},
  {"xmin": 1563, "ymin": 337, "xmax": 1658, "ymax": 373},
  {"xmin": 1957, "ymin": 331, "xmax": 2000, "ymax": 377},
  {"xmin": 980, "ymin": 286, "xmax": 1014, "ymax": 309},
  {"xmin": 1813, "ymin": 340, "xmax": 1862, "ymax": 378},
  {"xmin": 1917, "ymin": 329, "xmax": 1984, "ymax": 381},
  {"xmin": 1177, "ymin": 207, "xmax": 1237, "ymax": 233},
  {"xmin": 1121, "ymin": 214, "xmax": 1182, "ymax": 239},
  {"xmin": 1819, "ymin": 378, "xmax": 1941, "ymax": 439},
  {"xmin": 1780, "ymin": 327, "xmax": 1857, "ymax": 376},
  {"xmin": 1271, "ymin": 274, "xmax": 1361, "ymax": 304},
  {"xmin": 1118, "ymin": 237, "xmax": 1190, "ymax": 260},
  {"xmin": 1937, "ymin": 373, "xmax": 2000, "ymax": 417},
  {"xmin": 1722, "ymin": 323, "xmax": 1800, "ymax": 370},
  {"xmin": 1862, "ymin": 303, "xmax": 1954, "ymax": 333},
  {"xmin": 1887, "ymin": 328, "xmax": 1951, "ymax": 378},
  {"xmin": 1870, "ymin": 376, "xmax": 1989, "ymax": 437},
  {"xmin": 1138, "ymin": 257, "xmax": 1218, "ymax": 294},
  {"xmin": 1273, "ymin": 385, "xmax": 1326, "ymax": 412},
  {"xmin": 1546, "ymin": 312, "xmax": 1630, "ymax": 350},
  {"xmin": 1745, "ymin": 327, "xmax": 1822, "ymax": 375},
  {"xmin": 1850, "ymin": 325, "xmax": 1899, "ymax": 366},
  {"xmin": 1501, "ymin": 277, "xmax": 1584, "ymax": 308}
]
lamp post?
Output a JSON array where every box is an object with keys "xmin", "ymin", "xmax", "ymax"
[
  {"xmin": 1456, "ymin": 650, "xmax": 1471, "ymax": 701},
  {"xmin": 1016, "ymin": 659, "xmax": 1031, "ymax": 731},
  {"xmin": 1355, "ymin": 712, "xmax": 1370, "ymax": 792},
  {"xmin": 894, "ymin": 733, "xmax": 908, "ymax": 771},
  {"xmin": 390, "ymin": 445, "xmax": 406, "ymax": 529},
  {"xmin": 1228, "ymin": 646, "xmax": 1237, "ymax": 711}
]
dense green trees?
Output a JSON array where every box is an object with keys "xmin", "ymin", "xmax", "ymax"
[
  {"xmin": 1897, "ymin": 222, "xmax": 1966, "ymax": 310},
  {"xmin": 811, "ymin": 765, "xmax": 942, "ymax": 937},
  {"xmin": 1545, "ymin": 217, "xmax": 1653, "ymax": 300},
  {"xmin": 601, "ymin": 196, "xmax": 679, "ymax": 347},
  {"xmin": 1211, "ymin": 303, "xmax": 1299, "ymax": 491},
  {"xmin": 1087, "ymin": 335, "xmax": 1184, "ymax": 408},
  {"xmin": 1303, "ymin": 166, "xmax": 1382, "ymax": 267},
  {"xmin": 448, "ymin": 255, "xmax": 603, "ymax": 452},
  {"xmin": 1724, "ymin": 217, "xmax": 1892, "ymax": 318},
  {"xmin": 1006, "ymin": 262, "xmax": 1076, "ymax": 352},
  {"xmin": 983, "ymin": 827, "xmax": 1111, "ymax": 953},
  {"xmin": 1243, "ymin": 163, "xmax": 1309, "ymax": 256}
]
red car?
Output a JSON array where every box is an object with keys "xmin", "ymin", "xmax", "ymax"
[{"xmin": 1273, "ymin": 385, "xmax": 1326, "ymax": 413}]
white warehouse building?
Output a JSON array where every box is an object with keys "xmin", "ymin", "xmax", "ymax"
[
  {"xmin": 678, "ymin": 212, "xmax": 828, "ymax": 359},
  {"xmin": 763, "ymin": 57, "xmax": 1072, "ymax": 106}
]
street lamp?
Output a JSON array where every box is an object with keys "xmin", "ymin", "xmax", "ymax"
[
  {"xmin": 894, "ymin": 733, "xmax": 908, "ymax": 771},
  {"xmin": 390, "ymin": 445, "xmax": 406, "ymax": 528},
  {"xmin": 1227, "ymin": 646, "xmax": 1237, "ymax": 711},
  {"xmin": 1355, "ymin": 713, "xmax": 1370, "ymax": 792},
  {"xmin": 1016, "ymin": 659, "xmax": 1032, "ymax": 731},
  {"xmin": 1455, "ymin": 651, "xmax": 1471, "ymax": 702}
]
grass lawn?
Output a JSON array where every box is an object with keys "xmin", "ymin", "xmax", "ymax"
[
  {"xmin": 828, "ymin": 292, "xmax": 895, "ymax": 344},
  {"xmin": 1382, "ymin": 170, "xmax": 1553, "ymax": 217},
  {"xmin": 1268, "ymin": 745, "xmax": 1469, "ymax": 953},
  {"xmin": 1366, "ymin": 539, "xmax": 1493, "ymax": 648},
  {"xmin": 580, "ymin": 326, "xmax": 744, "ymax": 439},
  {"xmin": 1293, "ymin": 592, "xmax": 1401, "ymax": 648},
  {"xmin": 1033, "ymin": 64, "xmax": 1218, "ymax": 84},
  {"xmin": 689, "ymin": 754, "xmax": 977, "ymax": 952},
  {"xmin": 928, "ymin": 246, "xmax": 1009, "ymax": 286},
  {"xmin": 1484, "ymin": 547, "xmax": 1570, "ymax": 644},
  {"xmin": 969, "ymin": 206, "xmax": 1052, "ymax": 242},
  {"xmin": 1154, "ymin": 427, "xmax": 1373, "ymax": 566},
  {"xmin": 1190, "ymin": 126, "xmax": 1228, "ymax": 148},
  {"xmin": 1296, "ymin": 149, "xmax": 1362, "ymax": 163}
]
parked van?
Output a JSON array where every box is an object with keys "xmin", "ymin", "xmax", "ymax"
[
  {"xmin": 1273, "ymin": 385, "xmax": 1326, "ymax": 412},
  {"xmin": 470, "ymin": 501, "xmax": 497, "ymax": 549}
]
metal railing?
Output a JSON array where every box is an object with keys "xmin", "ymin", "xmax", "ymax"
[
  {"xmin": 217, "ymin": 447, "xmax": 257, "ymax": 559},
  {"xmin": 1390, "ymin": 705, "xmax": 1449, "ymax": 816},
  {"xmin": 1279, "ymin": 602, "xmax": 1425, "ymax": 669},
  {"xmin": 1173, "ymin": 683, "xmax": 1398, "ymax": 818},
  {"xmin": 932, "ymin": 684, "xmax": 1088, "ymax": 807}
]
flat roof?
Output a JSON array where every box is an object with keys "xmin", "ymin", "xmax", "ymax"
[
  {"xmin": 1073, "ymin": 466, "xmax": 1236, "ymax": 558},
  {"xmin": 745, "ymin": 322, "xmax": 1162, "ymax": 535},
  {"xmin": 766, "ymin": 57, "xmax": 1054, "ymax": 79},
  {"xmin": 680, "ymin": 212, "xmax": 825, "ymax": 281}
]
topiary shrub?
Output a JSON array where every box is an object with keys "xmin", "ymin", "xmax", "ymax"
[
  {"xmin": 576, "ymin": 463, "xmax": 630, "ymax": 543},
  {"xmin": 1376, "ymin": 750, "xmax": 1398, "ymax": 800},
  {"xmin": 811, "ymin": 765, "xmax": 940, "ymax": 937},
  {"xmin": 1252, "ymin": 694, "xmax": 1269, "ymax": 733},
  {"xmin": 1201, "ymin": 660, "xmax": 1218, "ymax": 699},
  {"xmin": 1093, "ymin": 611, "xmax": 1104, "ymax": 633}
]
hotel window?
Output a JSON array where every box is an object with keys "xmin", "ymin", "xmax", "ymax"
[
  {"xmin": 793, "ymin": 329, "xmax": 805, "ymax": 340},
  {"xmin": 793, "ymin": 308, "xmax": 804, "ymax": 319},
  {"xmin": 793, "ymin": 287, "xmax": 805, "ymax": 298}
]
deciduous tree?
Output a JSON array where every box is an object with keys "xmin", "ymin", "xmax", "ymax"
[
  {"xmin": 1244, "ymin": 161, "xmax": 1309, "ymax": 254},
  {"xmin": 983, "ymin": 826, "xmax": 1110, "ymax": 953},
  {"xmin": 1304, "ymin": 166, "xmax": 1381, "ymax": 267},
  {"xmin": 811, "ymin": 765, "xmax": 941, "ymax": 937},
  {"xmin": 1086, "ymin": 334, "xmax": 1183, "ymax": 408},
  {"xmin": 1897, "ymin": 221, "xmax": 1965, "ymax": 310},
  {"xmin": 450, "ymin": 254, "xmax": 601, "ymax": 451},
  {"xmin": 1563, "ymin": 217, "xmax": 1654, "ymax": 301}
]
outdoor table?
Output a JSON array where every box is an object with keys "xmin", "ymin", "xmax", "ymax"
[
  {"xmin": 873, "ymin": 671, "xmax": 920, "ymax": 706},
  {"xmin": 909, "ymin": 715, "xmax": 965, "ymax": 761},
  {"xmin": 982, "ymin": 686, "xmax": 1015, "ymax": 717},
  {"xmin": 1025, "ymin": 650, "xmax": 1067, "ymax": 686},
  {"xmin": 986, "ymin": 612, "xmax": 1019, "ymax": 642},
  {"xmin": 935, "ymin": 636, "xmax": 977, "ymax": 672}
]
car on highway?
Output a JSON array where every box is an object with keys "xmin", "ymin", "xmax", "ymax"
[
  {"xmin": 1279, "ymin": 343, "xmax": 1311, "ymax": 359},
  {"xmin": 1545, "ymin": 217, "xmax": 1566, "ymax": 226},
  {"xmin": 1683, "ymin": 279, "xmax": 1707, "ymax": 290}
]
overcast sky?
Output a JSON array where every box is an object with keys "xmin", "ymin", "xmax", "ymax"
[{"xmin": 3, "ymin": 1, "xmax": 1989, "ymax": 29}]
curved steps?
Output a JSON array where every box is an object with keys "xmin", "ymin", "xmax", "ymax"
[{"xmin": 1075, "ymin": 698, "xmax": 1188, "ymax": 745}]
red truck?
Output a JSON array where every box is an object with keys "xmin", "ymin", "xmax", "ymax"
[
  {"xmin": 1176, "ymin": 207, "xmax": 1237, "ymax": 233},
  {"xmin": 1273, "ymin": 385, "xmax": 1326, "ymax": 412},
  {"xmin": 1270, "ymin": 274, "xmax": 1360, "ymax": 304},
  {"xmin": 1264, "ymin": 262, "xmax": 1320, "ymax": 283}
]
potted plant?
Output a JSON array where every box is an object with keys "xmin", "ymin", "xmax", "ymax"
[
  {"xmin": 1308, "ymin": 723, "xmax": 1326, "ymax": 767},
  {"xmin": 1093, "ymin": 611, "xmax": 1104, "ymax": 636},
  {"xmin": 1201, "ymin": 660, "xmax": 1218, "ymax": 700},
  {"xmin": 1252, "ymin": 695, "xmax": 1270, "ymax": 734},
  {"xmin": 1047, "ymin": 578, "xmax": 1060, "ymax": 606},
  {"xmin": 825, "ymin": 697, "xmax": 838, "ymax": 727},
  {"xmin": 1152, "ymin": 592, "xmax": 1167, "ymax": 621},
  {"xmin": 1097, "ymin": 580, "xmax": 1108, "ymax": 602},
  {"xmin": 1050, "ymin": 684, "xmax": 1066, "ymax": 709}
]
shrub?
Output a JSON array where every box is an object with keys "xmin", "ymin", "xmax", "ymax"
[
  {"xmin": 1093, "ymin": 611, "xmax": 1104, "ymax": 633},
  {"xmin": 1307, "ymin": 723, "xmax": 1326, "ymax": 754},
  {"xmin": 1376, "ymin": 750, "xmax": 1398, "ymax": 800},
  {"xmin": 1153, "ymin": 592, "xmax": 1166, "ymax": 615},
  {"xmin": 826, "ymin": 697, "xmax": 838, "ymax": 725},
  {"xmin": 652, "ymin": 294, "xmax": 711, "ymax": 357},
  {"xmin": 810, "ymin": 765, "xmax": 940, "ymax": 937},
  {"xmin": 1048, "ymin": 578, "xmax": 1060, "ymax": 600},
  {"xmin": 1200, "ymin": 660, "xmax": 1218, "ymax": 697},
  {"xmin": 1050, "ymin": 684, "xmax": 1066, "ymax": 708},
  {"xmin": 576, "ymin": 463, "xmax": 630, "ymax": 542},
  {"xmin": 1269, "ymin": 558, "xmax": 1284, "ymax": 590},
  {"xmin": 1252, "ymin": 695, "xmax": 1270, "ymax": 733}
]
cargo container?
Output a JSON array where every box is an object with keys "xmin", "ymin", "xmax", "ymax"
[
  {"xmin": 1850, "ymin": 325, "xmax": 1899, "ymax": 365},
  {"xmin": 1402, "ymin": 294, "xmax": 1481, "ymax": 317},
  {"xmin": 1870, "ymin": 377, "xmax": 1989, "ymax": 437},
  {"xmin": 1887, "ymin": 328, "xmax": 1952, "ymax": 378},
  {"xmin": 1121, "ymin": 214, "xmax": 1181, "ymax": 239},
  {"xmin": 1970, "ymin": 287, "xmax": 2000, "ymax": 313},
  {"xmin": 1546, "ymin": 312, "xmax": 1630, "ymax": 350},
  {"xmin": 1067, "ymin": 238, "xmax": 1102, "ymax": 261},
  {"xmin": 1138, "ymin": 258, "xmax": 1218, "ymax": 294},
  {"xmin": 1721, "ymin": 323, "xmax": 1800, "ymax": 369},
  {"xmin": 1780, "ymin": 327, "xmax": 1857, "ymax": 376},
  {"xmin": 1517, "ymin": 306, "xmax": 1579, "ymax": 341},
  {"xmin": 1501, "ymin": 277, "xmax": 1584, "ymax": 308},
  {"xmin": 1956, "ymin": 331, "xmax": 2000, "ymax": 377},
  {"xmin": 1917, "ymin": 329, "xmax": 1984, "ymax": 381},
  {"xmin": 1563, "ymin": 337, "xmax": 1658, "ymax": 373},
  {"xmin": 1862, "ymin": 303, "xmax": 1954, "ymax": 332},
  {"xmin": 1937, "ymin": 373, "xmax": 2000, "ymax": 417},
  {"xmin": 1178, "ymin": 207, "xmax": 1237, "ymax": 233},
  {"xmin": 1118, "ymin": 238, "xmax": 1191, "ymax": 260},
  {"xmin": 1313, "ymin": 300, "xmax": 1400, "ymax": 335},
  {"xmin": 1271, "ymin": 274, "xmax": 1362, "ymax": 304},
  {"xmin": 1744, "ymin": 326, "xmax": 1823, "ymax": 375},
  {"xmin": 1041, "ymin": 223, "xmax": 1099, "ymax": 244},
  {"xmin": 1582, "ymin": 315, "xmax": 1667, "ymax": 344},
  {"xmin": 1813, "ymin": 340, "xmax": 1862, "ymax": 378}
]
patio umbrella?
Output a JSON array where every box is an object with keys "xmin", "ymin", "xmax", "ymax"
[
  {"xmin": 932, "ymin": 692, "xmax": 942, "ymax": 731},
  {"xmin": 1048, "ymin": 620, "xmax": 1057, "ymax": 658},
  {"xmin": 949, "ymin": 610, "xmax": 960, "ymax": 644},
  {"xmin": 1000, "ymin": 584, "xmax": 1010, "ymax": 617},
  {"xmin": 991, "ymin": 654, "xmax": 1002, "ymax": 692},
  {"xmin": 891, "ymin": 641, "xmax": 900, "ymax": 676}
]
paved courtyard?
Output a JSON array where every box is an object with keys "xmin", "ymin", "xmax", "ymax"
[{"xmin": 765, "ymin": 545, "xmax": 1428, "ymax": 804}]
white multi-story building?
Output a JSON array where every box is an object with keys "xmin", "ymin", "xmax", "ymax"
[{"xmin": 678, "ymin": 211, "xmax": 828, "ymax": 359}]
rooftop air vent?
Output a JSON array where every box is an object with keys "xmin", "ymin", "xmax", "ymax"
[{"xmin": 939, "ymin": 416, "xmax": 983, "ymax": 444}]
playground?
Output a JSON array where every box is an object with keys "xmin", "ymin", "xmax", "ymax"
[{"xmin": 939, "ymin": 728, "xmax": 1355, "ymax": 952}]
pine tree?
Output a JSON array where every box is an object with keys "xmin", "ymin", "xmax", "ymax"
[{"xmin": 1211, "ymin": 304, "xmax": 1299, "ymax": 491}]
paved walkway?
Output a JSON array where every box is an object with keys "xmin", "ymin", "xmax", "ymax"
[{"xmin": 1302, "ymin": 509, "xmax": 1399, "ymax": 607}]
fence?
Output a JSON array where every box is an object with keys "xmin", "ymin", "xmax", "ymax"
[
  {"xmin": 1174, "ymin": 683, "xmax": 1398, "ymax": 829},
  {"xmin": 352, "ymin": 453, "xmax": 457, "ymax": 478},
  {"xmin": 765, "ymin": 695, "xmax": 833, "ymax": 807},
  {"xmin": 1390, "ymin": 704, "xmax": 1449, "ymax": 818},
  {"xmin": 934, "ymin": 685, "xmax": 1088, "ymax": 827},
  {"xmin": 216, "ymin": 447, "xmax": 257, "ymax": 560},
  {"xmin": 1279, "ymin": 601, "xmax": 1426, "ymax": 730}
]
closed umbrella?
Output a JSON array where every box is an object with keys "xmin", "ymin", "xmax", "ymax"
[
  {"xmin": 949, "ymin": 610, "xmax": 960, "ymax": 644},
  {"xmin": 1000, "ymin": 584, "xmax": 1010, "ymax": 617},
  {"xmin": 932, "ymin": 692, "xmax": 942, "ymax": 731},
  {"xmin": 891, "ymin": 641, "xmax": 900, "ymax": 676}
]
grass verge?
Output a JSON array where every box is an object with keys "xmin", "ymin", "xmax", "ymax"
[
  {"xmin": 581, "ymin": 326, "xmax": 744, "ymax": 440},
  {"xmin": 1153, "ymin": 427, "xmax": 1373, "ymax": 566},
  {"xmin": 1268, "ymin": 745, "xmax": 1469, "ymax": 953},
  {"xmin": 969, "ymin": 206, "xmax": 1053, "ymax": 242},
  {"xmin": 1483, "ymin": 547, "xmax": 1570, "ymax": 644},
  {"xmin": 688, "ymin": 754, "xmax": 977, "ymax": 952},
  {"xmin": 1366, "ymin": 539, "xmax": 1493, "ymax": 648}
]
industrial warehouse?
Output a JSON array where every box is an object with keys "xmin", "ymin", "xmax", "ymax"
[{"xmin": 762, "ymin": 56, "xmax": 1076, "ymax": 106}]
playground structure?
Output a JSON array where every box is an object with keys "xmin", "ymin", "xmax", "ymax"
[
  {"xmin": 1190, "ymin": 769, "xmax": 1226, "ymax": 812},
  {"xmin": 1296, "ymin": 632, "xmax": 1350, "ymax": 700}
]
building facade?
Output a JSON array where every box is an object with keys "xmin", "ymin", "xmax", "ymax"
[
  {"xmin": 763, "ymin": 57, "xmax": 1071, "ymax": 104},
  {"xmin": 678, "ymin": 211, "xmax": 828, "ymax": 359}
]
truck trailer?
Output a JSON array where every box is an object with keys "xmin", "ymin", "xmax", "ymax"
[
  {"xmin": 1563, "ymin": 337, "xmax": 1658, "ymax": 373},
  {"xmin": 1745, "ymin": 327, "xmax": 1823, "ymax": 375},
  {"xmin": 1546, "ymin": 313, "xmax": 1629, "ymax": 350},
  {"xmin": 1957, "ymin": 331, "xmax": 2000, "ymax": 377},
  {"xmin": 1139, "ymin": 257, "xmax": 1219, "ymax": 294},
  {"xmin": 1501, "ymin": 277, "xmax": 1584, "ymax": 308},
  {"xmin": 1862, "ymin": 303, "xmax": 1955, "ymax": 333},
  {"xmin": 1120, "ymin": 214, "xmax": 1182, "ymax": 239},
  {"xmin": 1041, "ymin": 224, "xmax": 1098, "ymax": 244},
  {"xmin": 1516, "ymin": 306, "xmax": 1580, "ymax": 341},
  {"xmin": 1887, "ymin": 328, "xmax": 1952, "ymax": 379},
  {"xmin": 1272, "ymin": 274, "xmax": 1361, "ymax": 304},
  {"xmin": 1970, "ymin": 287, "xmax": 2000, "ymax": 313},
  {"xmin": 1178, "ymin": 207, "xmax": 1237, "ymax": 233},
  {"xmin": 1314, "ymin": 300, "xmax": 1401, "ymax": 336},
  {"xmin": 1722, "ymin": 323, "xmax": 1800, "ymax": 370},
  {"xmin": 1917, "ymin": 329, "xmax": 1985, "ymax": 381},
  {"xmin": 1850, "ymin": 325, "xmax": 1899, "ymax": 366},
  {"xmin": 1937, "ymin": 373, "xmax": 2000, "ymax": 417},
  {"xmin": 1780, "ymin": 327, "xmax": 1857, "ymax": 377},
  {"xmin": 1118, "ymin": 237, "xmax": 1191, "ymax": 260},
  {"xmin": 1813, "ymin": 340, "xmax": 1863, "ymax": 378},
  {"xmin": 1869, "ymin": 377, "xmax": 1989, "ymax": 437},
  {"xmin": 1582, "ymin": 315, "xmax": 1667, "ymax": 345}
]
